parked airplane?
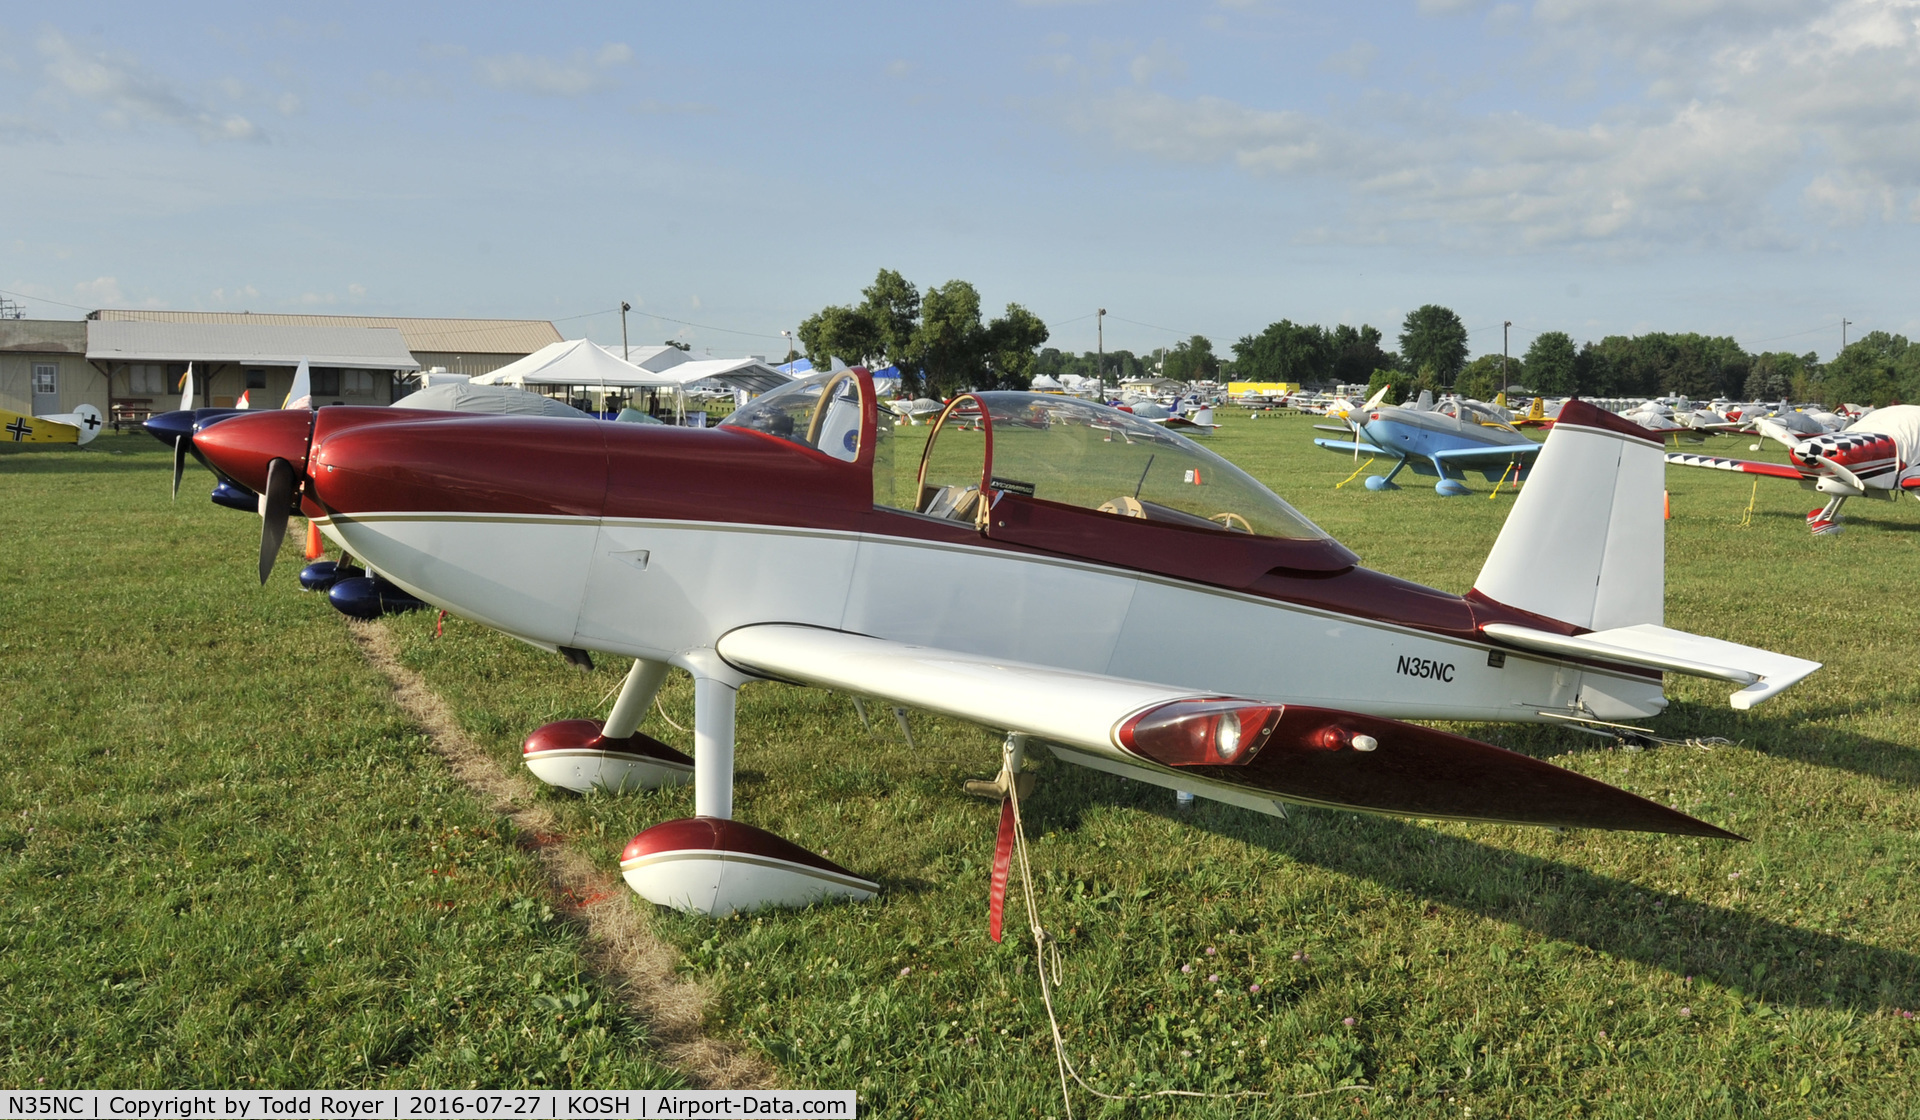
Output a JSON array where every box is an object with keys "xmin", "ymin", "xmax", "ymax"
[
  {"xmin": 1315, "ymin": 391, "xmax": 1544, "ymax": 495},
  {"xmin": 1667, "ymin": 404, "xmax": 1920, "ymax": 534},
  {"xmin": 190, "ymin": 370, "xmax": 1817, "ymax": 916},
  {"xmin": 1, "ymin": 403, "xmax": 103, "ymax": 446}
]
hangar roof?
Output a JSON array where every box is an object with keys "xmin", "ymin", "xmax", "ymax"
[
  {"xmin": 87, "ymin": 320, "xmax": 421, "ymax": 371},
  {"xmin": 89, "ymin": 309, "xmax": 560, "ymax": 356}
]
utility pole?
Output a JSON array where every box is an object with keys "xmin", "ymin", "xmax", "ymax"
[
  {"xmin": 1097, "ymin": 308, "xmax": 1107, "ymax": 395},
  {"xmin": 620, "ymin": 302, "xmax": 632, "ymax": 361},
  {"xmin": 1502, "ymin": 321, "xmax": 1512, "ymax": 389},
  {"xmin": 781, "ymin": 329, "xmax": 794, "ymax": 368},
  {"xmin": 1842, "ymin": 318, "xmax": 1852, "ymax": 353}
]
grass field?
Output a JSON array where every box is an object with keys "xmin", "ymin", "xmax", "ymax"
[{"xmin": 5, "ymin": 414, "xmax": 1920, "ymax": 1116}]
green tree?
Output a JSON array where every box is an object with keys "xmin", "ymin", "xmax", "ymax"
[
  {"xmin": 1398, "ymin": 305, "xmax": 1469, "ymax": 387},
  {"xmin": 1455, "ymin": 355, "xmax": 1512, "ymax": 403},
  {"xmin": 1161, "ymin": 335, "xmax": 1220, "ymax": 382},
  {"xmin": 1232, "ymin": 320, "xmax": 1332, "ymax": 384},
  {"xmin": 862, "ymin": 269, "xmax": 922, "ymax": 375},
  {"xmin": 1825, "ymin": 332, "xmax": 1912, "ymax": 407},
  {"xmin": 983, "ymin": 303, "xmax": 1050, "ymax": 390},
  {"xmin": 797, "ymin": 304, "xmax": 882, "ymax": 370},
  {"xmin": 913, "ymin": 280, "xmax": 988, "ymax": 399},
  {"xmin": 1523, "ymin": 331, "xmax": 1577, "ymax": 395},
  {"xmin": 1366, "ymin": 367, "xmax": 1407, "ymax": 405},
  {"xmin": 1331, "ymin": 324, "xmax": 1393, "ymax": 385},
  {"xmin": 1744, "ymin": 353, "xmax": 1797, "ymax": 400}
]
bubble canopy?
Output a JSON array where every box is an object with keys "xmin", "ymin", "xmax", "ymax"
[{"xmin": 915, "ymin": 392, "xmax": 1329, "ymax": 541}]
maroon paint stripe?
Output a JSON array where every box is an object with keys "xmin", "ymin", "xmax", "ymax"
[{"xmin": 1557, "ymin": 399, "xmax": 1664, "ymax": 445}]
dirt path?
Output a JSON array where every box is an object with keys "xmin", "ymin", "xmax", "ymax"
[{"xmin": 348, "ymin": 620, "xmax": 774, "ymax": 1090}]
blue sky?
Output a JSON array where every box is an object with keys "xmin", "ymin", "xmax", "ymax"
[{"xmin": 4, "ymin": 1, "xmax": 1917, "ymax": 362}]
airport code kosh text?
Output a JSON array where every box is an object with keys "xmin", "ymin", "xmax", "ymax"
[{"xmin": 0, "ymin": 1092, "xmax": 854, "ymax": 1120}]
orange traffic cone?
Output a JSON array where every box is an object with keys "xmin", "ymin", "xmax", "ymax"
[
  {"xmin": 1663, "ymin": 491, "xmax": 1671, "ymax": 520},
  {"xmin": 305, "ymin": 520, "xmax": 324, "ymax": 560}
]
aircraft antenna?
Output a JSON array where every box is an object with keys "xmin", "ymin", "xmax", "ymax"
[{"xmin": 1133, "ymin": 453, "xmax": 1154, "ymax": 498}]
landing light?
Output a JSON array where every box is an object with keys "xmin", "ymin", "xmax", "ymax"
[{"xmin": 1116, "ymin": 699, "xmax": 1282, "ymax": 767}]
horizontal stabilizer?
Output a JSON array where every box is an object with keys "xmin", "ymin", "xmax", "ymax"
[
  {"xmin": 1482, "ymin": 623, "xmax": 1820, "ymax": 710},
  {"xmin": 1313, "ymin": 437, "xmax": 1388, "ymax": 456},
  {"xmin": 716, "ymin": 624, "xmax": 1737, "ymax": 837},
  {"xmin": 1665, "ymin": 452, "xmax": 1804, "ymax": 480},
  {"xmin": 1429, "ymin": 444, "xmax": 1541, "ymax": 467}
]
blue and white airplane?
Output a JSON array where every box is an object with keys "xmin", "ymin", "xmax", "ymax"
[{"xmin": 1315, "ymin": 390, "xmax": 1545, "ymax": 495}]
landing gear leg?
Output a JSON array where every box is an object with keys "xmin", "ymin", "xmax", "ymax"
[
  {"xmin": 618, "ymin": 650, "xmax": 877, "ymax": 916},
  {"xmin": 1364, "ymin": 457, "xmax": 1407, "ymax": 491},
  {"xmin": 1808, "ymin": 495, "xmax": 1847, "ymax": 535},
  {"xmin": 521, "ymin": 657, "xmax": 693, "ymax": 793}
]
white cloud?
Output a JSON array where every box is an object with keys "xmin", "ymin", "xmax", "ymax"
[
  {"xmin": 1320, "ymin": 39, "xmax": 1378, "ymax": 78},
  {"xmin": 0, "ymin": 114, "xmax": 59, "ymax": 143},
  {"xmin": 75, "ymin": 276, "xmax": 126, "ymax": 305},
  {"xmin": 1053, "ymin": 0, "xmax": 1920, "ymax": 250},
  {"xmin": 475, "ymin": 42, "xmax": 633, "ymax": 97},
  {"xmin": 36, "ymin": 30, "xmax": 265, "ymax": 143},
  {"xmin": 1128, "ymin": 39, "xmax": 1186, "ymax": 85}
]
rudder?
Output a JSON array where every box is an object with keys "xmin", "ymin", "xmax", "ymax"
[{"xmin": 1473, "ymin": 400, "xmax": 1665, "ymax": 631}]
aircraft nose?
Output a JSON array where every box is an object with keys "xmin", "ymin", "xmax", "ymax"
[
  {"xmin": 193, "ymin": 409, "xmax": 314, "ymax": 494},
  {"xmin": 143, "ymin": 409, "xmax": 197, "ymax": 447}
]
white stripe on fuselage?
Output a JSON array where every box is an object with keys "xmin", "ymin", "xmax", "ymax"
[{"xmin": 322, "ymin": 512, "xmax": 1666, "ymax": 722}]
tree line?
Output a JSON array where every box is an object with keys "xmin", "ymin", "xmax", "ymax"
[
  {"xmin": 797, "ymin": 269, "xmax": 1048, "ymax": 400},
  {"xmin": 798, "ymin": 272, "xmax": 1914, "ymax": 406}
]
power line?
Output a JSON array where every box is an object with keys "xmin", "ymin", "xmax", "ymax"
[
  {"xmin": 0, "ymin": 287, "xmax": 100, "ymax": 313},
  {"xmin": 1742, "ymin": 321, "xmax": 1842, "ymax": 348},
  {"xmin": 624, "ymin": 307, "xmax": 788, "ymax": 342},
  {"xmin": 1103, "ymin": 313, "xmax": 1209, "ymax": 340}
]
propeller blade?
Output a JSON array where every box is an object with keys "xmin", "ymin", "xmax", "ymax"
[
  {"xmin": 1814, "ymin": 455, "xmax": 1866, "ymax": 492},
  {"xmin": 257, "ymin": 457, "xmax": 295, "ymax": 585},
  {"xmin": 171, "ymin": 435, "xmax": 188, "ymax": 500}
]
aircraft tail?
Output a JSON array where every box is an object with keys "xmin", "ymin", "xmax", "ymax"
[
  {"xmin": 1473, "ymin": 400, "xmax": 1664, "ymax": 631},
  {"xmin": 1473, "ymin": 400, "xmax": 1820, "ymax": 708},
  {"xmin": 1752, "ymin": 415, "xmax": 1805, "ymax": 449}
]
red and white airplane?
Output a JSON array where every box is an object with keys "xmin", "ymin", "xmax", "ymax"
[
  {"xmin": 1666, "ymin": 404, "xmax": 1920, "ymax": 534},
  {"xmin": 193, "ymin": 370, "xmax": 1818, "ymax": 917}
]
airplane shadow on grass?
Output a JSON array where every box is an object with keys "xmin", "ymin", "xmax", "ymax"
[
  {"xmin": 1024, "ymin": 764, "xmax": 1920, "ymax": 1013},
  {"xmin": 1749, "ymin": 506, "xmax": 1920, "ymax": 533},
  {"xmin": 1447, "ymin": 699, "xmax": 1920, "ymax": 791}
]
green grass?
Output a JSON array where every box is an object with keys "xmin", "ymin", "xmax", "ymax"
[
  {"xmin": 0, "ymin": 434, "xmax": 684, "ymax": 1090},
  {"xmin": 8, "ymin": 416, "xmax": 1920, "ymax": 1116}
]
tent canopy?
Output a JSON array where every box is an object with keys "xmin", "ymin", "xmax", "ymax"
[
  {"xmin": 470, "ymin": 339, "xmax": 681, "ymax": 389},
  {"xmin": 394, "ymin": 382, "xmax": 590, "ymax": 418},
  {"xmin": 657, "ymin": 357, "xmax": 792, "ymax": 395}
]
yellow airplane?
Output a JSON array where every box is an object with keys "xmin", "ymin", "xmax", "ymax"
[{"xmin": 1, "ymin": 404, "xmax": 104, "ymax": 446}]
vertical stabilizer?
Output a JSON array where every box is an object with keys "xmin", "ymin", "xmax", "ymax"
[{"xmin": 1473, "ymin": 400, "xmax": 1665, "ymax": 631}]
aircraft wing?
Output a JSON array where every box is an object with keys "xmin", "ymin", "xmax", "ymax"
[
  {"xmin": 1664, "ymin": 452, "xmax": 1805, "ymax": 480},
  {"xmin": 1428, "ymin": 444, "xmax": 1542, "ymax": 468},
  {"xmin": 1313, "ymin": 437, "xmax": 1390, "ymax": 456},
  {"xmin": 1481, "ymin": 623, "xmax": 1820, "ymax": 710},
  {"xmin": 714, "ymin": 624, "xmax": 1736, "ymax": 837},
  {"xmin": 0, "ymin": 407, "xmax": 80, "ymax": 445}
]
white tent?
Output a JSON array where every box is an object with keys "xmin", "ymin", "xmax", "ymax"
[
  {"xmin": 470, "ymin": 339, "xmax": 681, "ymax": 389},
  {"xmin": 654, "ymin": 357, "xmax": 793, "ymax": 395}
]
